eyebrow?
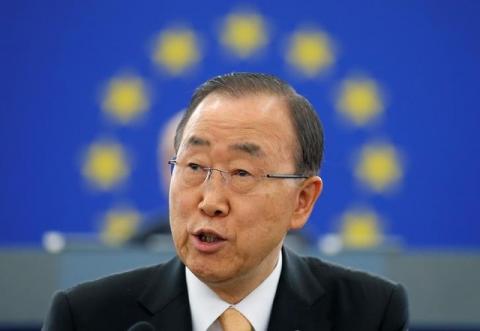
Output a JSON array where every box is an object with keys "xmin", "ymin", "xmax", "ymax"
[
  {"xmin": 186, "ymin": 136, "xmax": 210, "ymax": 147},
  {"xmin": 186, "ymin": 135, "xmax": 264, "ymax": 157},
  {"xmin": 229, "ymin": 142, "xmax": 264, "ymax": 157}
]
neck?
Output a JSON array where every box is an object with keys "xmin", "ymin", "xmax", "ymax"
[{"xmin": 207, "ymin": 245, "xmax": 282, "ymax": 304}]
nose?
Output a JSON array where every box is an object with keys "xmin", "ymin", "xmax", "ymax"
[{"xmin": 198, "ymin": 170, "xmax": 230, "ymax": 217}]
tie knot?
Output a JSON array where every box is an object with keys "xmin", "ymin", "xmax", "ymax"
[{"xmin": 218, "ymin": 307, "xmax": 253, "ymax": 331}]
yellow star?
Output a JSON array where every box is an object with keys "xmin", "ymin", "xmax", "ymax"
[
  {"xmin": 336, "ymin": 78, "xmax": 384, "ymax": 126},
  {"xmin": 101, "ymin": 75, "xmax": 150, "ymax": 125},
  {"xmin": 220, "ymin": 11, "xmax": 268, "ymax": 58},
  {"xmin": 340, "ymin": 208, "xmax": 383, "ymax": 248},
  {"xmin": 82, "ymin": 141, "xmax": 130, "ymax": 191},
  {"xmin": 100, "ymin": 206, "xmax": 141, "ymax": 245},
  {"xmin": 355, "ymin": 143, "xmax": 403, "ymax": 193},
  {"xmin": 286, "ymin": 29, "xmax": 335, "ymax": 77},
  {"xmin": 152, "ymin": 27, "xmax": 201, "ymax": 75}
]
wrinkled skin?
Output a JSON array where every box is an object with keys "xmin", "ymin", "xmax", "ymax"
[{"xmin": 169, "ymin": 92, "xmax": 322, "ymax": 303}]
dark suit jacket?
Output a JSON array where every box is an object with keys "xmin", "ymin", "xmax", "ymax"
[{"xmin": 42, "ymin": 247, "xmax": 408, "ymax": 331}]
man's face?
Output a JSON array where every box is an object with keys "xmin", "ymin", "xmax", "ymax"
[{"xmin": 169, "ymin": 92, "xmax": 307, "ymax": 290}]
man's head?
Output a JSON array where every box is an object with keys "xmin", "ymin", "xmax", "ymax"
[
  {"xmin": 169, "ymin": 72, "xmax": 323, "ymax": 302},
  {"xmin": 174, "ymin": 72, "xmax": 324, "ymax": 177}
]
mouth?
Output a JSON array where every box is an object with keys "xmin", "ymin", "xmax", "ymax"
[
  {"xmin": 193, "ymin": 229, "xmax": 226, "ymax": 244},
  {"xmin": 191, "ymin": 229, "xmax": 227, "ymax": 253}
]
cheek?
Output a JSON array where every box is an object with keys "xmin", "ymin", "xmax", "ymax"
[
  {"xmin": 238, "ymin": 191, "xmax": 293, "ymax": 241},
  {"xmin": 261, "ymin": 188, "xmax": 295, "ymax": 217},
  {"xmin": 169, "ymin": 185, "xmax": 193, "ymax": 245},
  {"xmin": 169, "ymin": 177, "xmax": 194, "ymax": 216}
]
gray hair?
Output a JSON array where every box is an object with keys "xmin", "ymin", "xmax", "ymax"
[{"xmin": 174, "ymin": 72, "xmax": 324, "ymax": 176}]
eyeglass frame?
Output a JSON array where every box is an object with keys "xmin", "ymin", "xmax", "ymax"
[{"xmin": 168, "ymin": 158, "xmax": 309, "ymax": 191}]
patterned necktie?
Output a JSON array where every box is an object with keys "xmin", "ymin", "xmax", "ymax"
[{"xmin": 218, "ymin": 307, "xmax": 253, "ymax": 331}]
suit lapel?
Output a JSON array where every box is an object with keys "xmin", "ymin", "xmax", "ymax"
[
  {"xmin": 267, "ymin": 247, "xmax": 332, "ymax": 331},
  {"xmin": 134, "ymin": 248, "xmax": 331, "ymax": 331},
  {"xmin": 137, "ymin": 257, "xmax": 192, "ymax": 331}
]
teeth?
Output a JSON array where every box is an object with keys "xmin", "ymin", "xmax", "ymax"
[{"xmin": 201, "ymin": 234, "xmax": 217, "ymax": 243}]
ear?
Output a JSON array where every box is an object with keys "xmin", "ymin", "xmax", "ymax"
[{"xmin": 289, "ymin": 176, "xmax": 323, "ymax": 230}]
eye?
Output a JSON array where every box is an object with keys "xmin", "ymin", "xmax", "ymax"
[
  {"xmin": 231, "ymin": 169, "xmax": 252, "ymax": 177},
  {"xmin": 187, "ymin": 163, "xmax": 202, "ymax": 171}
]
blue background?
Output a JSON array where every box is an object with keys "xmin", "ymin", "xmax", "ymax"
[{"xmin": 1, "ymin": 1, "xmax": 480, "ymax": 248}]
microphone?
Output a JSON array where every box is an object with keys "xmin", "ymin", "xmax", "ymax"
[{"xmin": 127, "ymin": 321, "xmax": 156, "ymax": 331}]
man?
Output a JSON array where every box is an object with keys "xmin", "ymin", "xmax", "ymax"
[
  {"xmin": 128, "ymin": 109, "xmax": 309, "ymax": 250},
  {"xmin": 43, "ymin": 72, "xmax": 408, "ymax": 331}
]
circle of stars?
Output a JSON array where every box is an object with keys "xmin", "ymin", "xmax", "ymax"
[{"xmin": 79, "ymin": 7, "xmax": 405, "ymax": 247}]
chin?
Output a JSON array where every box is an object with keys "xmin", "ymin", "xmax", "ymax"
[{"xmin": 188, "ymin": 260, "xmax": 233, "ymax": 283}]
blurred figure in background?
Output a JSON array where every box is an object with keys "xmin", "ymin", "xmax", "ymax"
[{"xmin": 128, "ymin": 111, "xmax": 184, "ymax": 245}]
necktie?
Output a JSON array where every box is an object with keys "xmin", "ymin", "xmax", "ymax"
[{"xmin": 218, "ymin": 307, "xmax": 253, "ymax": 331}]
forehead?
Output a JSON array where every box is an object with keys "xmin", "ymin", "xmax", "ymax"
[{"xmin": 179, "ymin": 92, "xmax": 297, "ymax": 161}]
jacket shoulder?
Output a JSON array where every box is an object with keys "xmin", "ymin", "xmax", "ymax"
[
  {"xmin": 43, "ymin": 262, "xmax": 172, "ymax": 331},
  {"xmin": 64, "ymin": 263, "xmax": 161, "ymax": 303},
  {"xmin": 287, "ymin": 252, "xmax": 409, "ymax": 330},
  {"xmin": 302, "ymin": 255, "xmax": 401, "ymax": 293}
]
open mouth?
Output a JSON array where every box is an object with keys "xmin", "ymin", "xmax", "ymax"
[{"xmin": 195, "ymin": 230, "xmax": 225, "ymax": 243}]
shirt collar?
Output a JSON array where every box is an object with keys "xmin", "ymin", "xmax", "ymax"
[{"xmin": 186, "ymin": 251, "xmax": 283, "ymax": 331}]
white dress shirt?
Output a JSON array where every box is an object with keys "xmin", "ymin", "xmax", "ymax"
[{"xmin": 186, "ymin": 252, "xmax": 283, "ymax": 331}]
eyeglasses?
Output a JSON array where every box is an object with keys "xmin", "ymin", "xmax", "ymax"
[{"xmin": 168, "ymin": 159, "xmax": 309, "ymax": 194}]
